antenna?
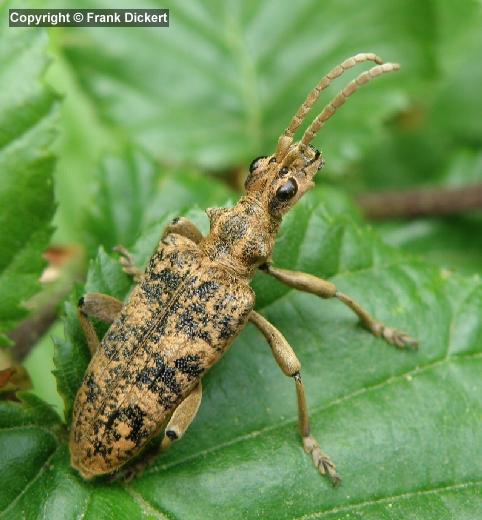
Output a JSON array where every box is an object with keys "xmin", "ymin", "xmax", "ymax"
[
  {"xmin": 300, "ymin": 62, "xmax": 400, "ymax": 146},
  {"xmin": 276, "ymin": 53, "xmax": 383, "ymax": 159}
]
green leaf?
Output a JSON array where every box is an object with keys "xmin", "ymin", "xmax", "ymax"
[
  {"xmin": 343, "ymin": 1, "xmax": 482, "ymax": 192},
  {"xmin": 376, "ymin": 215, "xmax": 482, "ymax": 276},
  {"xmin": 54, "ymin": 0, "xmax": 435, "ymax": 171},
  {"xmin": 0, "ymin": 2, "xmax": 59, "ymax": 345},
  {"xmin": 0, "ymin": 393, "xmax": 61, "ymax": 512},
  {"xmin": 83, "ymin": 149, "xmax": 232, "ymax": 255},
  {"xmin": 2, "ymin": 183, "xmax": 481, "ymax": 518}
]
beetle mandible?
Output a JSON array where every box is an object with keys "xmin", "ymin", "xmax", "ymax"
[{"xmin": 70, "ymin": 53, "xmax": 417, "ymax": 485}]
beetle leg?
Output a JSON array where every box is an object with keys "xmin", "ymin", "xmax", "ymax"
[
  {"xmin": 161, "ymin": 381, "xmax": 203, "ymax": 451},
  {"xmin": 249, "ymin": 311, "xmax": 340, "ymax": 486},
  {"xmin": 162, "ymin": 216, "xmax": 203, "ymax": 244},
  {"xmin": 113, "ymin": 245, "xmax": 144, "ymax": 282},
  {"xmin": 77, "ymin": 292, "xmax": 123, "ymax": 355},
  {"xmin": 260, "ymin": 264, "xmax": 418, "ymax": 349}
]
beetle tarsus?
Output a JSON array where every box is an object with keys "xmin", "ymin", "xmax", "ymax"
[
  {"xmin": 114, "ymin": 245, "xmax": 143, "ymax": 282},
  {"xmin": 303, "ymin": 435, "xmax": 341, "ymax": 486},
  {"xmin": 372, "ymin": 322, "xmax": 418, "ymax": 349}
]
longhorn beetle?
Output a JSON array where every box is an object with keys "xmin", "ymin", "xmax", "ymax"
[{"xmin": 71, "ymin": 53, "xmax": 417, "ymax": 485}]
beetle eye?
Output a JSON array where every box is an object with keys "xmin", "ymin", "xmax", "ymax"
[
  {"xmin": 249, "ymin": 155, "xmax": 267, "ymax": 173},
  {"xmin": 275, "ymin": 178, "xmax": 298, "ymax": 201}
]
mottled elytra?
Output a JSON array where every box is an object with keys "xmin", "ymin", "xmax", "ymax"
[{"xmin": 71, "ymin": 53, "xmax": 416, "ymax": 485}]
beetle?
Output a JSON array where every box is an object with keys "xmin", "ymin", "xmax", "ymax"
[{"xmin": 70, "ymin": 53, "xmax": 417, "ymax": 485}]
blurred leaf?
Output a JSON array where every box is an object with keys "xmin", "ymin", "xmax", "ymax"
[
  {"xmin": 366, "ymin": 148, "xmax": 482, "ymax": 275},
  {"xmin": 348, "ymin": 2, "xmax": 482, "ymax": 275},
  {"xmin": 376, "ymin": 215, "xmax": 482, "ymax": 276},
  {"xmin": 351, "ymin": 1, "xmax": 482, "ymax": 192},
  {"xmin": 2, "ymin": 184, "xmax": 481, "ymax": 518},
  {"xmin": 46, "ymin": 54, "xmax": 113, "ymax": 245},
  {"xmin": 0, "ymin": 2, "xmax": 59, "ymax": 345},
  {"xmin": 23, "ymin": 321, "xmax": 65, "ymax": 413},
  {"xmin": 54, "ymin": 0, "xmax": 438, "ymax": 172},
  {"xmin": 83, "ymin": 148, "xmax": 233, "ymax": 255}
]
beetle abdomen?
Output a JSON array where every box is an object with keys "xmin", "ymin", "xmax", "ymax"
[{"xmin": 70, "ymin": 233, "xmax": 254, "ymax": 478}]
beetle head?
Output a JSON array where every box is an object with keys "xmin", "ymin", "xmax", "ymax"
[{"xmin": 244, "ymin": 54, "xmax": 400, "ymax": 219}]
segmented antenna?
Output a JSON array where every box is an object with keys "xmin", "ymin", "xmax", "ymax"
[
  {"xmin": 300, "ymin": 62, "xmax": 400, "ymax": 146},
  {"xmin": 282, "ymin": 53, "xmax": 383, "ymax": 141}
]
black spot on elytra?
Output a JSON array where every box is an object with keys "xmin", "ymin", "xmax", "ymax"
[
  {"xmin": 108, "ymin": 365, "xmax": 122, "ymax": 382},
  {"xmin": 151, "ymin": 268, "xmax": 181, "ymax": 291},
  {"xmin": 167, "ymin": 301, "xmax": 181, "ymax": 316},
  {"xmin": 143, "ymin": 282, "xmax": 163, "ymax": 302},
  {"xmin": 104, "ymin": 405, "xmax": 149, "ymax": 446},
  {"xmin": 191, "ymin": 281, "xmax": 220, "ymax": 300},
  {"xmin": 175, "ymin": 302, "xmax": 211, "ymax": 340},
  {"xmin": 123, "ymin": 405, "xmax": 148, "ymax": 444},
  {"xmin": 103, "ymin": 322, "xmax": 130, "ymax": 360},
  {"xmin": 216, "ymin": 315, "xmax": 235, "ymax": 340},
  {"xmin": 166, "ymin": 430, "xmax": 178, "ymax": 440},
  {"xmin": 198, "ymin": 330, "xmax": 212, "ymax": 344},
  {"xmin": 136, "ymin": 354, "xmax": 181, "ymax": 396},
  {"xmin": 147, "ymin": 251, "xmax": 163, "ymax": 271},
  {"xmin": 176, "ymin": 309, "xmax": 198, "ymax": 339},
  {"xmin": 157, "ymin": 392, "xmax": 176, "ymax": 408},
  {"xmin": 105, "ymin": 409, "xmax": 121, "ymax": 431},
  {"xmin": 174, "ymin": 354, "xmax": 204, "ymax": 379},
  {"xmin": 93, "ymin": 440, "xmax": 112, "ymax": 458},
  {"xmin": 168, "ymin": 251, "xmax": 182, "ymax": 267},
  {"xmin": 103, "ymin": 339, "xmax": 120, "ymax": 361},
  {"xmin": 85, "ymin": 373, "xmax": 98, "ymax": 403},
  {"xmin": 188, "ymin": 302, "xmax": 209, "ymax": 326},
  {"xmin": 189, "ymin": 302, "xmax": 206, "ymax": 314}
]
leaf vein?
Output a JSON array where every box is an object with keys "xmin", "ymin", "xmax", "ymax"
[
  {"xmin": 124, "ymin": 485, "xmax": 172, "ymax": 520},
  {"xmin": 294, "ymin": 479, "xmax": 482, "ymax": 519},
  {"xmin": 0, "ymin": 445, "xmax": 60, "ymax": 518}
]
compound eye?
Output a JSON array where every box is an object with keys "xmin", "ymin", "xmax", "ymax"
[
  {"xmin": 249, "ymin": 155, "xmax": 267, "ymax": 173},
  {"xmin": 275, "ymin": 178, "xmax": 298, "ymax": 201}
]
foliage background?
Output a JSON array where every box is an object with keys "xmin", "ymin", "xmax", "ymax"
[{"xmin": 0, "ymin": 0, "xmax": 481, "ymax": 518}]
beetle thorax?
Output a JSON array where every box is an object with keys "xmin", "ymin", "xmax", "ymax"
[{"xmin": 200, "ymin": 197, "xmax": 280, "ymax": 279}]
